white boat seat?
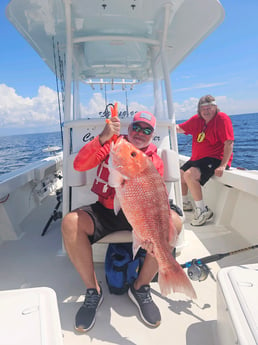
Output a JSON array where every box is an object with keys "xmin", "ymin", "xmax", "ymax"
[
  {"xmin": 97, "ymin": 230, "xmax": 132, "ymax": 243},
  {"xmin": 159, "ymin": 148, "xmax": 180, "ymax": 182},
  {"xmin": 67, "ymin": 153, "xmax": 87, "ymax": 187},
  {"xmin": 62, "ymin": 120, "xmax": 183, "ymax": 251},
  {"xmin": 66, "ymin": 148, "xmax": 180, "ymax": 244},
  {"xmin": 67, "ymin": 148, "xmax": 179, "ymax": 187}
]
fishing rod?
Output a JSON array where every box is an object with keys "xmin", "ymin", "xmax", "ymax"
[
  {"xmin": 52, "ymin": 36, "xmax": 64, "ymax": 148},
  {"xmin": 181, "ymin": 244, "xmax": 258, "ymax": 282}
]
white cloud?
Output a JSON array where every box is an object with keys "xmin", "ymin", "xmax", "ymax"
[
  {"xmin": 174, "ymin": 82, "xmax": 228, "ymax": 93},
  {"xmin": 174, "ymin": 95, "xmax": 258, "ymax": 119},
  {"xmin": 80, "ymin": 93, "xmax": 150, "ymax": 118},
  {"xmin": 0, "ymin": 84, "xmax": 258, "ymax": 134},
  {"xmin": 0, "ymin": 84, "xmax": 59, "ymax": 128},
  {"xmin": 174, "ymin": 97, "xmax": 199, "ymax": 119},
  {"xmin": 81, "ymin": 92, "xmax": 106, "ymax": 116}
]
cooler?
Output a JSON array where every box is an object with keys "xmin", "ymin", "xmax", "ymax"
[
  {"xmin": 217, "ymin": 264, "xmax": 258, "ymax": 345},
  {"xmin": 0, "ymin": 287, "xmax": 63, "ymax": 345}
]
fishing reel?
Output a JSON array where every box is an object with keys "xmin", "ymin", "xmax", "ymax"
[
  {"xmin": 185, "ymin": 259, "xmax": 211, "ymax": 282},
  {"xmin": 181, "ymin": 244, "xmax": 258, "ymax": 282}
]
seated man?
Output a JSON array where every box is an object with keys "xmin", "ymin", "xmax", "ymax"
[
  {"xmin": 176, "ymin": 95, "xmax": 234, "ymax": 226},
  {"xmin": 61, "ymin": 111, "xmax": 183, "ymax": 331}
]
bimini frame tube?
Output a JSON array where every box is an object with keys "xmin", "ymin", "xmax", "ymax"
[
  {"xmin": 160, "ymin": 3, "xmax": 185, "ymax": 250},
  {"xmin": 151, "ymin": 47, "xmax": 163, "ymax": 119},
  {"xmin": 62, "ymin": 0, "xmax": 73, "ymax": 227}
]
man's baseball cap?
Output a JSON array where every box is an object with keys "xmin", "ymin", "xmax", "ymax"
[{"xmin": 132, "ymin": 111, "xmax": 156, "ymax": 129}]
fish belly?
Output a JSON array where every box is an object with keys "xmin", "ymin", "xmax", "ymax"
[{"xmin": 116, "ymin": 165, "xmax": 196, "ymax": 299}]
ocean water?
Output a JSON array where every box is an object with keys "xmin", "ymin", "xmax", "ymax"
[
  {"xmin": 0, "ymin": 131, "xmax": 62, "ymax": 175},
  {"xmin": 0, "ymin": 113, "xmax": 257, "ymax": 176},
  {"xmin": 177, "ymin": 112, "xmax": 258, "ymax": 170}
]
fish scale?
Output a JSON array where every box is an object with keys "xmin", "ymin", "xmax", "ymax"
[{"xmin": 109, "ymin": 137, "xmax": 196, "ymax": 299}]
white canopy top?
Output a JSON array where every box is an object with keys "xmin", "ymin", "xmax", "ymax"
[{"xmin": 6, "ymin": 0, "xmax": 224, "ymax": 82}]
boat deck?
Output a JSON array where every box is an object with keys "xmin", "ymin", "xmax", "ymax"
[{"xmin": 1, "ymin": 200, "xmax": 257, "ymax": 345}]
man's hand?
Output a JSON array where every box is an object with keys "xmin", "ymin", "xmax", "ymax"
[
  {"xmin": 99, "ymin": 116, "xmax": 120, "ymax": 145},
  {"xmin": 141, "ymin": 239, "xmax": 155, "ymax": 256},
  {"xmin": 214, "ymin": 165, "xmax": 225, "ymax": 177},
  {"xmin": 215, "ymin": 140, "xmax": 234, "ymax": 177}
]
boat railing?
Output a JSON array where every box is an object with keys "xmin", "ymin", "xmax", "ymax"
[
  {"xmin": 179, "ymin": 154, "xmax": 258, "ymax": 245},
  {"xmin": 0, "ymin": 154, "xmax": 63, "ymax": 199},
  {"xmin": 0, "ymin": 154, "xmax": 63, "ymax": 243}
]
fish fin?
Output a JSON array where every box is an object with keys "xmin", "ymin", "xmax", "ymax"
[
  {"xmin": 158, "ymin": 259, "xmax": 197, "ymax": 299},
  {"xmin": 132, "ymin": 231, "xmax": 142, "ymax": 259},
  {"xmin": 108, "ymin": 156, "xmax": 124, "ymax": 188},
  {"xmin": 113, "ymin": 195, "xmax": 121, "ymax": 215}
]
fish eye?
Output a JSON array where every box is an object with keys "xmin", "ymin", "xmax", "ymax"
[{"xmin": 131, "ymin": 151, "xmax": 137, "ymax": 157}]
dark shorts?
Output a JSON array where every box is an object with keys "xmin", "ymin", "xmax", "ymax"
[
  {"xmin": 80, "ymin": 202, "xmax": 132, "ymax": 244},
  {"xmin": 80, "ymin": 201, "xmax": 183, "ymax": 244},
  {"xmin": 180, "ymin": 157, "xmax": 228, "ymax": 186}
]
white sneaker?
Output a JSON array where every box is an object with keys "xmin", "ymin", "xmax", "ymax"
[
  {"xmin": 183, "ymin": 201, "xmax": 193, "ymax": 211},
  {"xmin": 191, "ymin": 206, "xmax": 213, "ymax": 226}
]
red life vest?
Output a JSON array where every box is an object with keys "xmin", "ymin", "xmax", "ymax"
[{"xmin": 91, "ymin": 155, "xmax": 115, "ymax": 199}]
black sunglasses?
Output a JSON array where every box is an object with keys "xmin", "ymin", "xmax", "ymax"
[{"xmin": 132, "ymin": 123, "xmax": 153, "ymax": 135}]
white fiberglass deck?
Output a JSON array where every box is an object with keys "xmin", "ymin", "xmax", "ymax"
[{"xmin": 0, "ymin": 198, "xmax": 257, "ymax": 345}]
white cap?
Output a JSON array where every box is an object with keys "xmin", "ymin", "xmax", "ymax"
[{"xmin": 200, "ymin": 101, "xmax": 217, "ymax": 107}]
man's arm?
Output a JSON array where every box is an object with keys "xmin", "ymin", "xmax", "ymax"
[
  {"xmin": 214, "ymin": 140, "xmax": 234, "ymax": 177},
  {"xmin": 74, "ymin": 117, "xmax": 120, "ymax": 171},
  {"xmin": 176, "ymin": 124, "xmax": 185, "ymax": 134}
]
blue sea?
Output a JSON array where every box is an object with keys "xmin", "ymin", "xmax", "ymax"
[
  {"xmin": 177, "ymin": 112, "xmax": 258, "ymax": 170},
  {"xmin": 0, "ymin": 113, "xmax": 257, "ymax": 176}
]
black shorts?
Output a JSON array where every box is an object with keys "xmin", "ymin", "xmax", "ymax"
[
  {"xmin": 80, "ymin": 201, "xmax": 183, "ymax": 244},
  {"xmin": 180, "ymin": 157, "xmax": 227, "ymax": 186},
  {"xmin": 80, "ymin": 202, "xmax": 132, "ymax": 244}
]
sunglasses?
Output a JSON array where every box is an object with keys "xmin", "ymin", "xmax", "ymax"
[{"xmin": 132, "ymin": 123, "xmax": 153, "ymax": 135}]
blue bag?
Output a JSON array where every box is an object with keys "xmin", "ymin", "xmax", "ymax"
[{"xmin": 105, "ymin": 243, "xmax": 145, "ymax": 295}]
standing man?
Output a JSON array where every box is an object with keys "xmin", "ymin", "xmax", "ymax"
[{"xmin": 176, "ymin": 95, "xmax": 234, "ymax": 226}]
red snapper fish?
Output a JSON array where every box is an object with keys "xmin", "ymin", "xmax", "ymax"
[{"xmin": 108, "ymin": 136, "xmax": 196, "ymax": 299}]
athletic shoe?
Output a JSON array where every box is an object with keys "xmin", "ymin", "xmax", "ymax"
[
  {"xmin": 191, "ymin": 206, "xmax": 213, "ymax": 226},
  {"xmin": 128, "ymin": 284, "xmax": 161, "ymax": 327},
  {"xmin": 75, "ymin": 287, "xmax": 103, "ymax": 332},
  {"xmin": 183, "ymin": 200, "xmax": 193, "ymax": 211}
]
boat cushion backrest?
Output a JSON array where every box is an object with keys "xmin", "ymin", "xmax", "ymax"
[
  {"xmin": 64, "ymin": 119, "xmax": 180, "ymax": 211},
  {"xmin": 67, "ymin": 153, "xmax": 87, "ymax": 187},
  {"xmin": 159, "ymin": 148, "xmax": 180, "ymax": 182},
  {"xmin": 67, "ymin": 148, "xmax": 179, "ymax": 187}
]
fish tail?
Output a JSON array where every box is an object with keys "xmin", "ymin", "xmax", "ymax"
[{"xmin": 158, "ymin": 261, "xmax": 197, "ymax": 299}]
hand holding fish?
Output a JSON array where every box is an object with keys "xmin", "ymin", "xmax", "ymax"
[
  {"xmin": 141, "ymin": 239, "xmax": 155, "ymax": 257},
  {"xmin": 99, "ymin": 116, "xmax": 120, "ymax": 145},
  {"xmin": 109, "ymin": 137, "xmax": 197, "ymax": 299}
]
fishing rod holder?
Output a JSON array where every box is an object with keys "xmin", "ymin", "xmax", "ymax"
[{"xmin": 41, "ymin": 188, "xmax": 63, "ymax": 236}]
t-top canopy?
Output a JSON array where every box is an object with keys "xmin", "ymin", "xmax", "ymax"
[{"xmin": 6, "ymin": 0, "xmax": 224, "ymax": 82}]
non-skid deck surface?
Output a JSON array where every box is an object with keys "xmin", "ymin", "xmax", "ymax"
[{"xmin": 0, "ymin": 210, "xmax": 257, "ymax": 345}]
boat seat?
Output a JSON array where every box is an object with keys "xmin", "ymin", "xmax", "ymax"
[
  {"xmin": 67, "ymin": 148, "xmax": 180, "ymax": 187},
  {"xmin": 97, "ymin": 230, "xmax": 132, "ymax": 243},
  {"xmin": 67, "ymin": 153, "xmax": 87, "ymax": 187},
  {"xmin": 66, "ymin": 136, "xmax": 181, "ymax": 245}
]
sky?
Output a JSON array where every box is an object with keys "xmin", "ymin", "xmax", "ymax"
[{"xmin": 1, "ymin": 0, "xmax": 258, "ymax": 136}]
